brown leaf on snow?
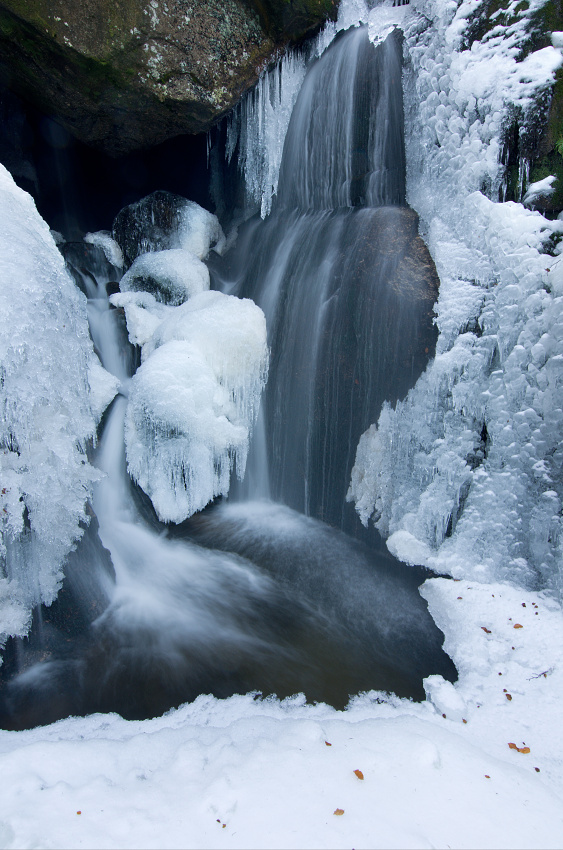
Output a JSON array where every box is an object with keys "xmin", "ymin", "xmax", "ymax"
[
  {"xmin": 334, "ymin": 809, "xmax": 345, "ymax": 816},
  {"xmin": 325, "ymin": 741, "xmax": 332, "ymax": 747},
  {"xmin": 508, "ymin": 743, "xmax": 530, "ymax": 753},
  {"xmin": 354, "ymin": 770, "xmax": 364, "ymax": 780},
  {"xmin": 514, "ymin": 623, "xmax": 523, "ymax": 629},
  {"xmin": 506, "ymin": 694, "xmax": 512, "ymax": 701},
  {"xmin": 481, "ymin": 627, "xmax": 492, "ymax": 633}
]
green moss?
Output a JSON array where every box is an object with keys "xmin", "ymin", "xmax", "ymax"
[
  {"xmin": 529, "ymin": 152, "xmax": 563, "ymax": 210},
  {"xmin": 0, "ymin": 5, "xmax": 137, "ymax": 109}
]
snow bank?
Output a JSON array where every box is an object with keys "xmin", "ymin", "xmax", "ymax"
[
  {"xmin": 0, "ymin": 165, "xmax": 116, "ymax": 651},
  {"xmin": 348, "ymin": 0, "xmax": 563, "ymax": 598},
  {"xmin": 121, "ymin": 291, "xmax": 268, "ymax": 523}
]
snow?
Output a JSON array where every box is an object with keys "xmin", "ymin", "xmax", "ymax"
[
  {"xmin": 0, "ymin": 164, "xmax": 115, "ymax": 652},
  {"xmin": 123, "ymin": 291, "xmax": 268, "ymax": 522},
  {"xmin": 0, "ymin": 578, "xmax": 561, "ymax": 849},
  {"xmin": 523, "ymin": 175, "xmax": 557, "ymax": 206}
]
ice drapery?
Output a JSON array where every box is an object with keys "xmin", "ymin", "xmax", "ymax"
[
  {"xmin": 0, "ymin": 165, "xmax": 116, "ymax": 651},
  {"xmin": 111, "ymin": 200, "xmax": 269, "ymax": 523},
  {"xmin": 122, "ymin": 291, "xmax": 269, "ymax": 523}
]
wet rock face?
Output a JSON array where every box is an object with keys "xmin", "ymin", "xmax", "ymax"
[{"xmin": 0, "ymin": 0, "xmax": 337, "ymax": 155}]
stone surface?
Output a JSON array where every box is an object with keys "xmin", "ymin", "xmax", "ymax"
[{"xmin": 0, "ymin": 0, "xmax": 337, "ymax": 155}]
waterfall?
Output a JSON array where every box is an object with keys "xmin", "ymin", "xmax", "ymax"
[
  {"xmin": 221, "ymin": 26, "xmax": 438, "ymax": 537},
  {"xmin": 0, "ymin": 16, "xmax": 459, "ymax": 730}
]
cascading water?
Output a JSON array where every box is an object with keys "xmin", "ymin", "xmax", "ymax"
[
  {"xmin": 219, "ymin": 26, "xmax": 438, "ymax": 536},
  {"xmin": 0, "ymin": 22, "xmax": 458, "ymax": 730}
]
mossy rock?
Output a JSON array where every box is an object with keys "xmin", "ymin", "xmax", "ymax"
[{"xmin": 0, "ymin": 0, "xmax": 338, "ymax": 155}]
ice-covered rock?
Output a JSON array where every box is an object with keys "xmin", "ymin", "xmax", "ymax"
[
  {"xmin": 523, "ymin": 176, "xmax": 557, "ymax": 207},
  {"xmin": 84, "ymin": 231, "xmax": 124, "ymax": 269},
  {"xmin": 112, "ymin": 191, "xmax": 225, "ymax": 268},
  {"xmin": 124, "ymin": 290, "xmax": 268, "ymax": 523},
  {"xmin": 0, "ymin": 164, "xmax": 115, "ymax": 653},
  {"xmin": 118, "ymin": 248, "xmax": 210, "ymax": 306},
  {"xmin": 109, "ymin": 291, "xmax": 171, "ymax": 354}
]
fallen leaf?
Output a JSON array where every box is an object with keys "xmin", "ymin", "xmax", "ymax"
[
  {"xmin": 520, "ymin": 747, "xmax": 530, "ymax": 754},
  {"xmin": 334, "ymin": 809, "xmax": 345, "ymax": 816},
  {"xmin": 76, "ymin": 811, "xmax": 82, "ymax": 815},
  {"xmin": 506, "ymin": 694, "xmax": 512, "ymax": 701},
  {"xmin": 462, "ymin": 719, "xmax": 467, "ymax": 724},
  {"xmin": 354, "ymin": 769, "xmax": 364, "ymax": 780},
  {"xmin": 485, "ymin": 775, "xmax": 490, "ymax": 779},
  {"xmin": 325, "ymin": 741, "xmax": 332, "ymax": 747},
  {"xmin": 514, "ymin": 623, "xmax": 523, "ymax": 629},
  {"xmin": 535, "ymin": 767, "xmax": 540, "ymax": 773},
  {"xmin": 508, "ymin": 743, "xmax": 518, "ymax": 750},
  {"xmin": 481, "ymin": 627, "xmax": 491, "ymax": 633},
  {"xmin": 222, "ymin": 824, "xmax": 226, "ymax": 829}
]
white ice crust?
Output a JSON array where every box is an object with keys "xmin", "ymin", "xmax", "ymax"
[
  {"xmin": 84, "ymin": 231, "xmax": 124, "ymax": 269},
  {"xmin": 0, "ymin": 165, "xmax": 116, "ymax": 649},
  {"xmin": 177, "ymin": 201, "xmax": 227, "ymax": 258},
  {"xmin": 118, "ymin": 248, "xmax": 210, "ymax": 305}
]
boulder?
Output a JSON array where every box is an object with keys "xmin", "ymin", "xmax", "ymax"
[{"xmin": 0, "ymin": 0, "xmax": 337, "ymax": 155}]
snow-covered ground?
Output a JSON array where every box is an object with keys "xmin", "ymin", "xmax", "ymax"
[{"xmin": 0, "ymin": 578, "xmax": 561, "ymax": 849}]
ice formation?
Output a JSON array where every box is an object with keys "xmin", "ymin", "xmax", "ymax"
[
  {"xmin": 112, "ymin": 191, "xmax": 226, "ymax": 267},
  {"xmin": 121, "ymin": 289, "xmax": 268, "ymax": 523},
  {"xmin": 0, "ymin": 165, "xmax": 116, "ymax": 651},
  {"xmin": 118, "ymin": 248, "xmax": 210, "ymax": 305},
  {"xmin": 84, "ymin": 231, "xmax": 124, "ymax": 269},
  {"xmin": 346, "ymin": 0, "xmax": 563, "ymax": 597}
]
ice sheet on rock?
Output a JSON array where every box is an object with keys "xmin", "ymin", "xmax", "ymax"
[
  {"xmin": 0, "ymin": 164, "xmax": 109, "ymax": 653},
  {"xmin": 84, "ymin": 231, "xmax": 124, "ymax": 269},
  {"xmin": 118, "ymin": 248, "xmax": 210, "ymax": 306},
  {"xmin": 125, "ymin": 291, "xmax": 268, "ymax": 523},
  {"xmin": 367, "ymin": 0, "xmax": 411, "ymax": 46},
  {"xmin": 88, "ymin": 357, "xmax": 120, "ymax": 421}
]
